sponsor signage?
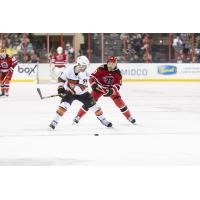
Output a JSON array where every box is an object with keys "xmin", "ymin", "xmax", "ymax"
[
  {"xmin": 12, "ymin": 63, "xmax": 200, "ymax": 82},
  {"xmin": 158, "ymin": 65, "xmax": 177, "ymax": 75}
]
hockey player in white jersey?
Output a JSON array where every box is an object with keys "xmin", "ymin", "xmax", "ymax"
[{"xmin": 49, "ymin": 55, "xmax": 112, "ymax": 130}]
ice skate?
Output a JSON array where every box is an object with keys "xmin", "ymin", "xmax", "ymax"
[
  {"xmin": 49, "ymin": 120, "xmax": 58, "ymax": 130},
  {"xmin": 73, "ymin": 116, "xmax": 80, "ymax": 125},
  {"xmin": 98, "ymin": 117, "xmax": 112, "ymax": 127},
  {"xmin": 128, "ymin": 117, "xmax": 136, "ymax": 124},
  {"xmin": 0, "ymin": 92, "xmax": 5, "ymax": 97},
  {"xmin": 0, "ymin": 92, "xmax": 9, "ymax": 97},
  {"xmin": 5, "ymin": 92, "xmax": 9, "ymax": 97}
]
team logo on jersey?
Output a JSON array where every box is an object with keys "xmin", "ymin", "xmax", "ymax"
[
  {"xmin": 103, "ymin": 76, "xmax": 114, "ymax": 85},
  {"xmin": 57, "ymin": 55, "xmax": 64, "ymax": 60},
  {"xmin": 158, "ymin": 65, "xmax": 177, "ymax": 75},
  {"xmin": 0, "ymin": 62, "xmax": 8, "ymax": 68}
]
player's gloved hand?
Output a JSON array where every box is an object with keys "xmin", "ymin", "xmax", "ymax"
[
  {"xmin": 103, "ymin": 88, "xmax": 114, "ymax": 97},
  {"xmin": 91, "ymin": 83, "xmax": 99, "ymax": 91},
  {"xmin": 57, "ymin": 86, "xmax": 66, "ymax": 97},
  {"xmin": 91, "ymin": 83, "xmax": 105, "ymax": 93}
]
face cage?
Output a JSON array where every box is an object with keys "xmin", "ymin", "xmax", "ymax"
[{"xmin": 79, "ymin": 65, "xmax": 87, "ymax": 71}]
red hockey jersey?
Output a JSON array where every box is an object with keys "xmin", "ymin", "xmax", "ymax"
[
  {"xmin": 52, "ymin": 53, "xmax": 67, "ymax": 68},
  {"xmin": 90, "ymin": 64, "xmax": 122, "ymax": 89},
  {"xmin": 0, "ymin": 55, "xmax": 18, "ymax": 72}
]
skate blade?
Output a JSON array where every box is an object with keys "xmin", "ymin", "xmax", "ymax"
[{"xmin": 47, "ymin": 126, "xmax": 55, "ymax": 131}]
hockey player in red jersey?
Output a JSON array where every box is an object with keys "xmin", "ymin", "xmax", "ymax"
[
  {"xmin": 73, "ymin": 55, "xmax": 136, "ymax": 125},
  {"xmin": 51, "ymin": 46, "xmax": 67, "ymax": 77},
  {"xmin": 0, "ymin": 48, "xmax": 18, "ymax": 97}
]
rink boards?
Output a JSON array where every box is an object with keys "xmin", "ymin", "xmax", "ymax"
[{"xmin": 11, "ymin": 63, "xmax": 200, "ymax": 82}]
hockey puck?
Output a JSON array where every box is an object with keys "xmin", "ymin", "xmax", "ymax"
[{"xmin": 94, "ymin": 134, "xmax": 99, "ymax": 136}]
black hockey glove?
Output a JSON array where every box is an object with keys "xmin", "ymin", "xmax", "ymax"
[
  {"xmin": 57, "ymin": 86, "xmax": 66, "ymax": 97},
  {"xmin": 103, "ymin": 88, "xmax": 114, "ymax": 97},
  {"xmin": 91, "ymin": 83, "xmax": 99, "ymax": 91}
]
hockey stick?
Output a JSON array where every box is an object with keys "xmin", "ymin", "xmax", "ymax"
[
  {"xmin": 2, "ymin": 70, "xmax": 12, "ymax": 83},
  {"xmin": 37, "ymin": 87, "xmax": 75, "ymax": 100},
  {"xmin": 37, "ymin": 88, "xmax": 59, "ymax": 100},
  {"xmin": 96, "ymin": 87, "xmax": 106, "ymax": 94}
]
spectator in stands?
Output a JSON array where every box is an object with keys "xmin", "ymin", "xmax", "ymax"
[
  {"xmin": 39, "ymin": 42, "xmax": 48, "ymax": 63},
  {"xmin": 125, "ymin": 43, "xmax": 136, "ymax": 62},
  {"xmin": 65, "ymin": 43, "xmax": 74, "ymax": 63},
  {"xmin": 132, "ymin": 34, "xmax": 142, "ymax": 61},
  {"xmin": 26, "ymin": 39, "xmax": 34, "ymax": 53},
  {"xmin": 176, "ymin": 51, "xmax": 184, "ymax": 63},
  {"xmin": 140, "ymin": 34, "xmax": 152, "ymax": 62},
  {"xmin": 180, "ymin": 33, "xmax": 192, "ymax": 62},
  {"xmin": 12, "ymin": 34, "xmax": 21, "ymax": 49},
  {"xmin": 5, "ymin": 37, "xmax": 12, "ymax": 48},
  {"xmin": 195, "ymin": 37, "xmax": 200, "ymax": 62},
  {"xmin": 172, "ymin": 35, "xmax": 183, "ymax": 62},
  {"xmin": 143, "ymin": 52, "xmax": 152, "ymax": 62},
  {"xmin": 173, "ymin": 35, "xmax": 183, "ymax": 50},
  {"xmin": 29, "ymin": 50, "xmax": 39, "ymax": 63}
]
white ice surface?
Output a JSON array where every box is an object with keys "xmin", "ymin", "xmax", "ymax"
[{"xmin": 0, "ymin": 82, "xmax": 200, "ymax": 165}]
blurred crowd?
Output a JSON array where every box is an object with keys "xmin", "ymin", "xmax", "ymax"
[{"xmin": 1, "ymin": 33, "xmax": 200, "ymax": 63}]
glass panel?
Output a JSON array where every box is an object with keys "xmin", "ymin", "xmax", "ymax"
[
  {"xmin": 1, "ymin": 33, "xmax": 200, "ymax": 63},
  {"xmin": 103, "ymin": 33, "xmax": 122, "ymax": 62},
  {"xmin": 89, "ymin": 33, "xmax": 101, "ymax": 63},
  {"xmin": 121, "ymin": 33, "xmax": 153, "ymax": 63},
  {"xmin": 195, "ymin": 33, "xmax": 200, "ymax": 63},
  {"xmin": 62, "ymin": 34, "xmax": 75, "ymax": 63}
]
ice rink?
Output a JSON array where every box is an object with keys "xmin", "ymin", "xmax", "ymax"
[{"xmin": 0, "ymin": 82, "xmax": 200, "ymax": 165}]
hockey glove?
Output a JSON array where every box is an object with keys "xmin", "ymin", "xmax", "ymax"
[
  {"xmin": 91, "ymin": 83, "xmax": 105, "ymax": 93},
  {"xmin": 91, "ymin": 83, "xmax": 99, "ymax": 91},
  {"xmin": 103, "ymin": 88, "xmax": 114, "ymax": 97},
  {"xmin": 57, "ymin": 86, "xmax": 66, "ymax": 97}
]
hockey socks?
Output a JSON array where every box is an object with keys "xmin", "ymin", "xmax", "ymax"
[
  {"xmin": 77, "ymin": 107, "xmax": 88, "ymax": 118},
  {"xmin": 113, "ymin": 97, "xmax": 136, "ymax": 124},
  {"xmin": 49, "ymin": 102, "xmax": 70, "ymax": 129}
]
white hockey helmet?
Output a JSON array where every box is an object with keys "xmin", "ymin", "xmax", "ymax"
[
  {"xmin": 77, "ymin": 56, "xmax": 89, "ymax": 66},
  {"xmin": 57, "ymin": 46, "xmax": 63, "ymax": 54},
  {"xmin": 76, "ymin": 56, "xmax": 90, "ymax": 72}
]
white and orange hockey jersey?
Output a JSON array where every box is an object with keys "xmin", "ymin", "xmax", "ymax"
[{"xmin": 59, "ymin": 65, "xmax": 89, "ymax": 95}]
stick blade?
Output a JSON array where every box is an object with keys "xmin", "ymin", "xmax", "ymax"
[{"xmin": 37, "ymin": 88, "xmax": 43, "ymax": 99}]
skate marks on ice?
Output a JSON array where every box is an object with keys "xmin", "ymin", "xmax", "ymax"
[
  {"xmin": 0, "ymin": 122, "xmax": 199, "ymax": 137},
  {"xmin": 0, "ymin": 157, "xmax": 90, "ymax": 166}
]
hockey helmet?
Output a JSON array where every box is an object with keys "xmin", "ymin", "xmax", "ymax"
[
  {"xmin": 57, "ymin": 46, "xmax": 63, "ymax": 54},
  {"xmin": 77, "ymin": 56, "xmax": 89, "ymax": 72},
  {"xmin": 77, "ymin": 56, "xmax": 89, "ymax": 66},
  {"xmin": 107, "ymin": 55, "xmax": 117, "ymax": 63}
]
